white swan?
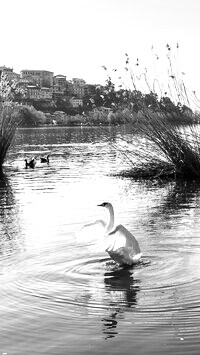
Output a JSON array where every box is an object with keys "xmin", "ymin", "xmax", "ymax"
[{"xmin": 76, "ymin": 202, "xmax": 142, "ymax": 267}]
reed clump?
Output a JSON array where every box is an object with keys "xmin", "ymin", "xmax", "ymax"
[
  {"xmin": 129, "ymin": 111, "xmax": 200, "ymax": 179},
  {"xmin": 105, "ymin": 44, "xmax": 200, "ymax": 180},
  {"xmin": 116, "ymin": 109, "xmax": 200, "ymax": 180}
]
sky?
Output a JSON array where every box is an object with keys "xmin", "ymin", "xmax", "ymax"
[{"xmin": 1, "ymin": 0, "xmax": 200, "ymax": 99}]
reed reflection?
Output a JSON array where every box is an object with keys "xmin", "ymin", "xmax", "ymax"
[
  {"xmin": 102, "ymin": 267, "xmax": 140, "ymax": 339},
  {"xmin": 0, "ymin": 173, "xmax": 22, "ymax": 255},
  {"xmin": 159, "ymin": 180, "xmax": 200, "ymax": 213},
  {"xmin": 149, "ymin": 179, "xmax": 200, "ymax": 228}
]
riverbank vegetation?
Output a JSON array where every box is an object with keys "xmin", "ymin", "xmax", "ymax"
[{"xmin": 111, "ymin": 44, "xmax": 200, "ymax": 180}]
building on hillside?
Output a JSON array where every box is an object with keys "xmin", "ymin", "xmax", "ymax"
[
  {"xmin": 20, "ymin": 70, "xmax": 54, "ymax": 88},
  {"xmin": 66, "ymin": 80, "xmax": 74, "ymax": 95},
  {"xmin": 70, "ymin": 78, "xmax": 86, "ymax": 98},
  {"xmin": 70, "ymin": 97, "xmax": 83, "ymax": 107},
  {"xmin": 40, "ymin": 87, "xmax": 53, "ymax": 100},
  {"xmin": 27, "ymin": 86, "xmax": 40, "ymax": 100},
  {"xmin": 19, "ymin": 74, "xmax": 35, "ymax": 86},
  {"xmin": 53, "ymin": 74, "xmax": 66, "ymax": 99},
  {"xmin": 54, "ymin": 74, "xmax": 66, "ymax": 89},
  {"xmin": 72, "ymin": 85, "xmax": 85, "ymax": 98},
  {"xmin": 72, "ymin": 78, "xmax": 86, "ymax": 86},
  {"xmin": 18, "ymin": 78, "xmax": 32, "ymax": 89},
  {"xmin": 27, "ymin": 86, "xmax": 53, "ymax": 100}
]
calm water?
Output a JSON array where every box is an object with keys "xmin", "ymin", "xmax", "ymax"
[{"xmin": 1, "ymin": 125, "xmax": 200, "ymax": 354}]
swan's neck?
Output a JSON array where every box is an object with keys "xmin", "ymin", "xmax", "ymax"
[{"xmin": 106, "ymin": 205, "xmax": 114, "ymax": 232}]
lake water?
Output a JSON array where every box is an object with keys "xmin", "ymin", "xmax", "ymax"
[{"xmin": 1, "ymin": 125, "xmax": 200, "ymax": 354}]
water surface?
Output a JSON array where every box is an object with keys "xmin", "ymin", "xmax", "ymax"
[{"xmin": 0, "ymin": 126, "xmax": 200, "ymax": 354}]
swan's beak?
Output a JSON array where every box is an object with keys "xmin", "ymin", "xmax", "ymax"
[{"xmin": 97, "ymin": 203, "xmax": 104, "ymax": 207}]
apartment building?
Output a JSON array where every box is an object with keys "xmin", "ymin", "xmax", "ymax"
[
  {"xmin": 72, "ymin": 78, "xmax": 86, "ymax": 86},
  {"xmin": 70, "ymin": 97, "xmax": 83, "ymax": 107},
  {"xmin": 53, "ymin": 75, "xmax": 67, "ymax": 99},
  {"xmin": 21, "ymin": 70, "xmax": 53, "ymax": 88},
  {"xmin": 40, "ymin": 87, "xmax": 53, "ymax": 100},
  {"xmin": 67, "ymin": 78, "xmax": 86, "ymax": 98},
  {"xmin": 27, "ymin": 86, "xmax": 53, "ymax": 100}
]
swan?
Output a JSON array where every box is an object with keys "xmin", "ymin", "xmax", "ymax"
[
  {"xmin": 40, "ymin": 155, "xmax": 49, "ymax": 163},
  {"xmin": 76, "ymin": 202, "xmax": 142, "ymax": 267},
  {"xmin": 25, "ymin": 157, "xmax": 36, "ymax": 169}
]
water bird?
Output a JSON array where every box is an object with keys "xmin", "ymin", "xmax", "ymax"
[
  {"xmin": 25, "ymin": 157, "xmax": 36, "ymax": 169},
  {"xmin": 40, "ymin": 155, "xmax": 49, "ymax": 164},
  {"xmin": 76, "ymin": 202, "xmax": 142, "ymax": 267}
]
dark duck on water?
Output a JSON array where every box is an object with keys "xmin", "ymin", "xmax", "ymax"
[
  {"xmin": 40, "ymin": 155, "xmax": 50, "ymax": 164},
  {"xmin": 25, "ymin": 157, "xmax": 36, "ymax": 169}
]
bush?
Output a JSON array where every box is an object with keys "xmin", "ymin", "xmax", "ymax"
[{"xmin": 19, "ymin": 105, "xmax": 47, "ymax": 126}]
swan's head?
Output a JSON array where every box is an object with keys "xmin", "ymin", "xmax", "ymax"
[{"xmin": 98, "ymin": 202, "xmax": 112, "ymax": 209}]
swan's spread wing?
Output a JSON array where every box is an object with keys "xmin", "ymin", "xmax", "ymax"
[
  {"xmin": 107, "ymin": 225, "xmax": 141, "ymax": 253},
  {"xmin": 75, "ymin": 219, "xmax": 107, "ymax": 244},
  {"xmin": 106, "ymin": 224, "xmax": 141, "ymax": 265}
]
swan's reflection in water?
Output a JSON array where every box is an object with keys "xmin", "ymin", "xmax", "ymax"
[{"xmin": 102, "ymin": 267, "xmax": 140, "ymax": 339}]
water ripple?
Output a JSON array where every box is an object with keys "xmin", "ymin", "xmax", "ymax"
[
  {"xmin": 1, "ymin": 238, "xmax": 200, "ymax": 319},
  {"xmin": 2, "ymin": 126, "xmax": 200, "ymax": 354}
]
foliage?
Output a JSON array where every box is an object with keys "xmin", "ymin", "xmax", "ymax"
[
  {"xmin": 0, "ymin": 72, "xmax": 26, "ymax": 103},
  {"xmin": 87, "ymin": 109, "xmax": 110, "ymax": 125},
  {"xmin": 0, "ymin": 102, "xmax": 25, "ymax": 168},
  {"xmin": 28, "ymin": 99, "xmax": 56, "ymax": 113},
  {"xmin": 0, "ymin": 73, "xmax": 30, "ymax": 168},
  {"xmin": 20, "ymin": 106, "xmax": 47, "ymax": 126}
]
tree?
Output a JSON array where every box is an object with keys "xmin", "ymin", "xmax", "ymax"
[
  {"xmin": 0, "ymin": 72, "xmax": 27, "ymax": 103},
  {"xmin": 0, "ymin": 73, "xmax": 28, "ymax": 170}
]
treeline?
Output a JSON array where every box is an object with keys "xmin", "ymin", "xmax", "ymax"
[
  {"xmin": 21, "ymin": 86, "xmax": 199, "ymax": 127},
  {"xmin": 0, "ymin": 71, "xmax": 199, "ymax": 127},
  {"xmin": 17, "ymin": 94, "xmax": 200, "ymax": 127},
  {"xmin": 84, "ymin": 79, "xmax": 197, "ymax": 123}
]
